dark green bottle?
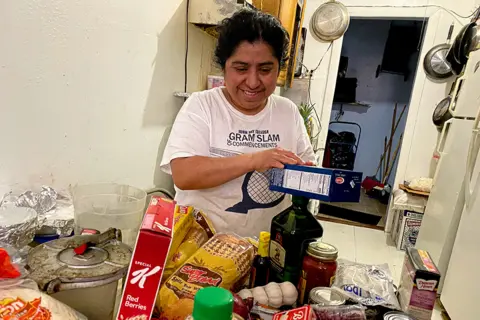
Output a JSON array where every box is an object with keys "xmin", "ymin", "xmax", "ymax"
[{"xmin": 269, "ymin": 196, "xmax": 324, "ymax": 285}]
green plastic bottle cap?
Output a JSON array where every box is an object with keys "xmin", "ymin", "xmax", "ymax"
[{"xmin": 192, "ymin": 287, "xmax": 233, "ymax": 320}]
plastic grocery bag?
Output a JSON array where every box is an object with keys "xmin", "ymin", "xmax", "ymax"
[
  {"xmin": 0, "ymin": 248, "xmax": 87, "ymax": 319},
  {"xmin": 331, "ymin": 259, "xmax": 401, "ymax": 310}
]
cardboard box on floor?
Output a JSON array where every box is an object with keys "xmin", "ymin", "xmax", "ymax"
[
  {"xmin": 392, "ymin": 209, "xmax": 423, "ymax": 251},
  {"xmin": 116, "ymin": 196, "xmax": 175, "ymax": 320}
]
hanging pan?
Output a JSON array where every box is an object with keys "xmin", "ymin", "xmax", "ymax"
[
  {"xmin": 432, "ymin": 78, "xmax": 463, "ymax": 127},
  {"xmin": 423, "ymin": 24, "xmax": 455, "ymax": 80},
  {"xmin": 310, "ymin": 0, "xmax": 350, "ymax": 42},
  {"xmin": 447, "ymin": 22, "xmax": 478, "ymax": 75}
]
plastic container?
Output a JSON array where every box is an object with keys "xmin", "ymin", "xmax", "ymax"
[
  {"xmin": 71, "ymin": 183, "xmax": 146, "ymax": 247},
  {"xmin": 185, "ymin": 287, "xmax": 238, "ymax": 320},
  {"xmin": 207, "ymin": 75, "xmax": 225, "ymax": 89}
]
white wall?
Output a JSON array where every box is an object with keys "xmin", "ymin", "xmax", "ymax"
[
  {"xmin": 302, "ymin": 0, "xmax": 476, "ymax": 191},
  {"xmin": 328, "ymin": 19, "xmax": 415, "ymax": 185},
  {"xmin": 0, "ymin": 0, "xmax": 215, "ymax": 194}
]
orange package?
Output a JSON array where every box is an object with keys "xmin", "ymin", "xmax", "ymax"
[
  {"xmin": 156, "ymin": 233, "xmax": 255, "ymax": 320},
  {"xmin": 162, "ymin": 210, "xmax": 216, "ymax": 281}
]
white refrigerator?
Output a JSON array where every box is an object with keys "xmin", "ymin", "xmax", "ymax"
[
  {"xmin": 439, "ymin": 51, "xmax": 480, "ymax": 319},
  {"xmin": 415, "ymin": 49, "xmax": 480, "ymax": 293}
]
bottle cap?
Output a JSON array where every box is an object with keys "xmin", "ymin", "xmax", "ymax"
[
  {"xmin": 258, "ymin": 232, "xmax": 270, "ymax": 257},
  {"xmin": 192, "ymin": 287, "xmax": 233, "ymax": 320},
  {"xmin": 259, "ymin": 231, "xmax": 270, "ymax": 244}
]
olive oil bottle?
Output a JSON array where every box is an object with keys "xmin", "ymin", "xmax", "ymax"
[{"xmin": 269, "ymin": 196, "xmax": 324, "ymax": 285}]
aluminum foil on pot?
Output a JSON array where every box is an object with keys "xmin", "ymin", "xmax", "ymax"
[
  {"xmin": 16, "ymin": 186, "xmax": 57, "ymax": 215},
  {"xmin": 36, "ymin": 190, "xmax": 75, "ymax": 236},
  {"xmin": 1, "ymin": 186, "xmax": 75, "ymax": 237},
  {"xmin": 0, "ymin": 206, "xmax": 37, "ymax": 248}
]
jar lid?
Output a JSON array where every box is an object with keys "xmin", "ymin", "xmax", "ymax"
[
  {"xmin": 383, "ymin": 311, "xmax": 416, "ymax": 320},
  {"xmin": 27, "ymin": 233, "xmax": 132, "ymax": 291},
  {"xmin": 309, "ymin": 287, "xmax": 346, "ymax": 306},
  {"xmin": 192, "ymin": 287, "xmax": 233, "ymax": 320},
  {"xmin": 307, "ymin": 241, "xmax": 338, "ymax": 260}
]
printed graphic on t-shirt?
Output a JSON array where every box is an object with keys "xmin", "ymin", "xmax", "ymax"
[
  {"xmin": 227, "ymin": 129, "xmax": 280, "ymax": 149},
  {"xmin": 210, "ymin": 147, "xmax": 285, "ymax": 214}
]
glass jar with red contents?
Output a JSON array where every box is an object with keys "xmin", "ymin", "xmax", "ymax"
[{"xmin": 297, "ymin": 241, "xmax": 338, "ymax": 305}]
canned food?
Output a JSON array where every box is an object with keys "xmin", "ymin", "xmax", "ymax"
[
  {"xmin": 383, "ymin": 311, "xmax": 416, "ymax": 320},
  {"xmin": 308, "ymin": 287, "xmax": 346, "ymax": 306}
]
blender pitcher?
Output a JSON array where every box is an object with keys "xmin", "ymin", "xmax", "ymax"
[{"xmin": 71, "ymin": 183, "xmax": 147, "ymax": 247}]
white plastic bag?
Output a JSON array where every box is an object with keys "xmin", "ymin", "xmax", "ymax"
[
  {"xmin": 331, "ymin": 259, "xmax": 400, "ymax": 310},
  {"xmin": 0, "ymin": 249, "xmax": 87, "ymax": 319},
  {"xmin": 405, "ymin": 177, "xmax": 433, "ymax": 193}
]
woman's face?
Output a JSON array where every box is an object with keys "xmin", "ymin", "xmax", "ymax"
[{"xmin": 223, "ymin": 40, "xmax": 280, "ymax": 115}]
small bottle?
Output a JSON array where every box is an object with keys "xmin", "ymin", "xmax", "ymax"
[
  {"xmin": 185, "ymin": 287, "xmax": 235, "ymax": 320},
  {"xmin": 249, "ymin": 231, "xmax": 271, "ymax": 287}
]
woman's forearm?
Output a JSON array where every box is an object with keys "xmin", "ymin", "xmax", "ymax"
[{"xmin": 170, "ymin": 155, "xmax": 254, "ymax": 190}]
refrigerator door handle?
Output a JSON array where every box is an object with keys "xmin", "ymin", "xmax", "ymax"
[
  {"xmin": 436, "ymin": 119, "xmax": 452, "ymax": 154},
  {"xmin": 464, "ymin": 99, "xmax": 480, "ymax": 208},
  {"xmin": 448, "ymin": 77, "xmax": 465, "ymax": 115}
]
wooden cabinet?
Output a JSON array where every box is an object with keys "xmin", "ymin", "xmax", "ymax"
[
  {"xmin": 253, "ymin": 0, "xmax": 281, "ymax": 17},
  {"xmin": 277, "ymin": 0, "xmax": 307, "ymax": 87},
  {"xmin": 253, "ymin": 0, "xmax": 307, "ymax": 87}
]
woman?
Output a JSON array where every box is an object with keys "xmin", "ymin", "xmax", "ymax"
[{"xmin": 161, "ymin": 9, "xmax": 315, "ymax": 237}]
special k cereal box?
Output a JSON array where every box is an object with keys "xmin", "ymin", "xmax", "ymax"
[
  {"xmin": 273, "ymin": 306, "xmax": 316, "ymax": 320},
  {"xmin": 117, "ymin": 196, "xmax": 175, "ymax": 320}
]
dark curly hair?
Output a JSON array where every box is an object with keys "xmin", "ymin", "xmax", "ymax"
[{"xmin": 214, "ymin": 9, "xmax": 290, "ymax": 70}]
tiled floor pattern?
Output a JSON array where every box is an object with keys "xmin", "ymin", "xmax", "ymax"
[{"xmin": 320, "ymin": 220, "xmax": 445, "ymax": 320}]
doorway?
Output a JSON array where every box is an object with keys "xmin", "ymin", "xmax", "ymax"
[{"xmin": 318, "ymin": 18, "xmax": 425, "ymax": 230}]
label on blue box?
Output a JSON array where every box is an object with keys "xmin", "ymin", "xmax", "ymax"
[{"xmin": 269, "ymin": 165, "xmax": 363, "ymax": 203}]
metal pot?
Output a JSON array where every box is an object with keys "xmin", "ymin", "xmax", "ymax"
[
  {"xmin": 26, "ymin": 228, "xmax": 132, "ymax": 320},
  {"xmin": 424, "ymin": 24, "xmax": 455, "ymax": 80}
]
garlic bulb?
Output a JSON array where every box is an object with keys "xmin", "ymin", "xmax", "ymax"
[
  {"xmin": 265, "ymin": 282, "xmax": 283, "ymax": 308},
  {"xmin": 279, "ymin": 282, "xmax": 298, "ymax": 305},
  {"xmin": 252, "ymin": 286, "xmax": 269, "ymax": 305},
  {"xmin": 237, "ymin": 288, "xmax": 253, "ymax": 300}
]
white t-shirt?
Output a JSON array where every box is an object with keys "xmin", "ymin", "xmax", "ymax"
[{"xmin": 161, "ymin": 87, "xmax": 315, "ymax": 237}]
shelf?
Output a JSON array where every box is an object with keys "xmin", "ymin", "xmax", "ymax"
[
  {"xmin": 173, "ymin": 92, "xmax": 192, "ymax": 98},
  {"xmin": 192, "ymin": 24, "xmax": 219, "ymax": 39}
]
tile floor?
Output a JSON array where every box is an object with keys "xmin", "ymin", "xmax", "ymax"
[
  {"xmin": 317, "ymin": 192, "xmax": 388, "ymax": 228},
  {"xmin": 320, "ymin": 220, "xmax": 445, "ymax": 320}
]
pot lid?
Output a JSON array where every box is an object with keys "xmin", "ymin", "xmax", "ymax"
[{"xmin": 27, "ymin": 230, "xmax": 132, "ymax": 291}]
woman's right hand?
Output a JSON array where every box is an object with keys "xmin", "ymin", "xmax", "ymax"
[{"xmin": 249, "ymin": 147, "xmax": 305, "ymax": 172}]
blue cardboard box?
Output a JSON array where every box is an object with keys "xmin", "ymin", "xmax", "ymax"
[{"xmin": 269, "ymin": 165, "xmax": 363, "ymax": 202}]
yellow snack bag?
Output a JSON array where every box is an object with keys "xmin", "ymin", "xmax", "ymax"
[
  {"xmin": 162, "ymin": 210, "xmax": 216, "ymax": 280},
  {"xmin": 167, "ymin": 205, "xmax": 194, "ymax": 262},
  {"xmin": 156, "ymin": 233, "xmax": 255, "ymax": 320}
]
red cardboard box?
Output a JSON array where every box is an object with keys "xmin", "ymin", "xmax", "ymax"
[
  {"xmin": 116, "ymin": 196, "xmax": 175, "ymax": 320},
  {"xmin": 273, "ymin": 306, "xmax": 316, "ymax": 320}
]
